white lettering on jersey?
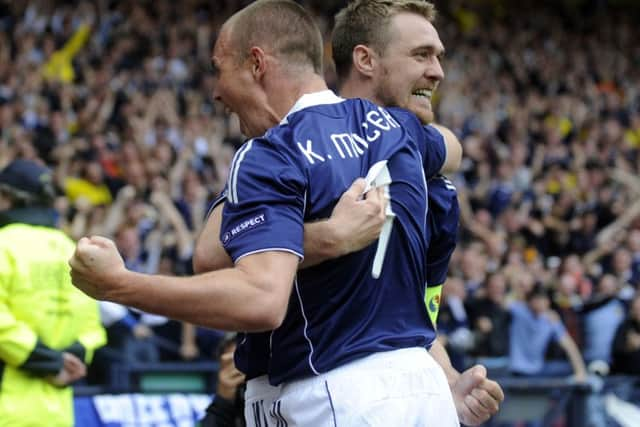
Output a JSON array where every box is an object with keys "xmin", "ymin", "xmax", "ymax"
[
  {"xmin": 297, "ymin": 139, "xmax": 325, "ymax": 164},
  {"xmin": 362, "ymin": 122, "xmax": 381, "ymax": 142},
  {"xmin": 297, "ymin": 106, "xmax": 399, "ymax": 165},
  {"xmin": 377, "ymin": 106, "xmax": 400, "ymax": 128},
  {"xmin": 331, "ymin": 133, "xmax": 368, "ymax": 159},
  {"xmin": 330, "ymin": 133, "xmax": 349, "ymax": 158},
  {"xmin": 366, "ymin": 110, "xmax": 392, "ymax": 131},
  {"xmin": 223, "ymin": 213, "xmax": 266, "ymax": 245}
]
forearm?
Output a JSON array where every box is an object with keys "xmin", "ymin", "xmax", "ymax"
[
  {"xmin": 301, "ymin": 220, "xmax": 344, "ymax": 268},
  {"xmin": 109, "ymin": 255, "xmax": 296, "ymax": 332},
  {"xmin": 568, "ymin": 350, "xmax": 587, "ymax": 377},
  {"xmin": 429, "ymin": 338, "xmax": 460, "ymax": 387},
  {"xmin": 561, "ymin": 337, "xmax": 587, "ymax": 377}
]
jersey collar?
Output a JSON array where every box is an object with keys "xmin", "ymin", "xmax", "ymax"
[{"xmin": 280, "ymin": 90, "xmax": 344, "ymax": 125}]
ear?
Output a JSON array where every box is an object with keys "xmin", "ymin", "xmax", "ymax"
[
  {"xmin": 351, "ymin": 44, "xmax": 377, "ymax": 77},
  {"xmin": 248, "ymin": 46, "xmax": 267, "ymax": 80}
]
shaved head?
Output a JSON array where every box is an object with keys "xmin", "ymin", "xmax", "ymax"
[{"xmin": 225, "ymin": 0, "xmax": 323, "ymax": 74}]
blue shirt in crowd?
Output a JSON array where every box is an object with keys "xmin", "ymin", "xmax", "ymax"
[{"xmin": 509, "ymin": 301, "xmax": 567, "ymax": 375}]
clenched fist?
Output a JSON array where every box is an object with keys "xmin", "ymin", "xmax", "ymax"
[
  {"xmin": 69, "ymin": 236, "xmax": 128, "ymax": 301},
  {"xmin": 451, "ymin": 365, "xmax": 504, "ymax": 426}
]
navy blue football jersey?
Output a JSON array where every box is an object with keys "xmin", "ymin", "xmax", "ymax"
[
  {"xmin": 220, "ymin": 91, "xmax": 446, "ymax": 384},
  {"xmin": 424, "ymin": 175, "xmax": 460, "ymax": 327}
]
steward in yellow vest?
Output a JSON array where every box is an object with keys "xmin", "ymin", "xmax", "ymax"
[{"xmin": 0, "ymin": 159, "xmax": 106, "ymax": 427}]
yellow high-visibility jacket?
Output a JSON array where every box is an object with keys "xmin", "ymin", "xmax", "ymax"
[{"xmin": 0, "ymin": 223, "xmax": 106, "ymax": 427}]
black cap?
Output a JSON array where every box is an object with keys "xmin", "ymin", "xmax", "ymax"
[{"xmin": 0, "ymin": 159, "xmax": 55, "ymax": 204}]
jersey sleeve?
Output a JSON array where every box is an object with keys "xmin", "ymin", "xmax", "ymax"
[
  {"xmin": 205, "ymin": 189, "xmax": 228, "ymax": 219},
  {"xmin": 426, "ymin": 178, "xmax": 460, "ymax": 286},
  {"xmin": 419, "ymin": 125, "xmax": 446, "ymax": 178},
  {"xmin": 220, "ymin": 139, "xmax": 306, "ymax": 262},
  {"xmin": 386, "ymin": 108, "xmax": 446, "ymax": 179}
]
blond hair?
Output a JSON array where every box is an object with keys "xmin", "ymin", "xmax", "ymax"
[{"xmin": 332, "ymin": 0, "xmax": 437, "ymax": 81}]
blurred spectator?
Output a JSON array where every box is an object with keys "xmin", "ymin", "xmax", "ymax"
[
  {"xmin": 509, "ymin": 285, "xmax": 587, "ymax": 381},
  {"xmin": 611, "ymin": 248, "xmax": 639, "ymax": 290},
  {"xmin": 200, "ymin": 332, "xmax": 246, "ymax": 427},
  {"xmin": 437, "ymin": 277, "xmax": 473, "ymax": 371},
  {"xmin": 0, "ymin": 0, "xmax": 638, "ymax": 392},
  {"xmin": 580, "ymin": 274, "xmax": 626, "ymax": 374},
  {"xmin": 467, "ymin": 272, "xmax": 511, "ymax": 369},
  {"xmin": 41, "ymin": 10, "xmax": 92, "ymax": 83},
  {"xmin": 88, "ymin": 301, "xmax": 160, "ymax": 386},
  {"xmin": 611, "ymin": 293, "xmax": 640, "ymax": 376}
]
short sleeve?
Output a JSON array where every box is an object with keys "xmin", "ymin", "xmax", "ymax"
[
  {"xmin": 385, "ymin": 108, "xmax": 445, "ymax": 179},
  {"xmin": 419, "ymin": 125, "xmax": 446, "ymax": 179},
  {"xmin": 425, "ymin": 232, "xmax": 457, "ymax": 287},
  {"xmin": 205, "ymin": 189, "xmax": 228, "ymax": 219},
  {"xmin": 220, "ymin": 139, "xmax": 306, "ymax": 262}
]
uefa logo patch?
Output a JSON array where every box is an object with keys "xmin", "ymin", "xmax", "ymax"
[{"xmin": 222, "ymin": 213, "xmax": 267, "ymax": 245}]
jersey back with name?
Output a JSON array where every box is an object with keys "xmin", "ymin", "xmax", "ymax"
[{"xmin": 221, "ymin": 98, "xmax": 444, "ymax": 385}]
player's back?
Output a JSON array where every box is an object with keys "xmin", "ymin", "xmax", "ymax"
[
  {"xmin": 266, "ymin": 96, "xmax": 434, "ymax": 385},
  {"xmin": 222, "ymin": 93, "xmax": 448, "ymax": 384}
]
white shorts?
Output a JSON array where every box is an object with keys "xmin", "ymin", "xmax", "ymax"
[{"xmin": 244, "ymin": 347, "xmax": 459, "ymax": 427}]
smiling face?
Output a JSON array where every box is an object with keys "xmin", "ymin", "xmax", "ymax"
[{"xmin": 372, "ymin": 12, "xmax": 444, "ymax": 124}]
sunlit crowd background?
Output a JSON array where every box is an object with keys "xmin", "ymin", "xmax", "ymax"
[{"xmin": 1, "ymin": 0, "xmax": 639, "ymax": 388}]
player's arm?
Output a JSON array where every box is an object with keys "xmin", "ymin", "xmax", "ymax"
[
  {"xmin": 411, "ymin": 119, "xmax": 462, "ymax": 178},
  {"xmin": 301, "ymin": 179, "xmax": 386, "ymax": 268},
  {"xmin": 72, "ymin": 238, "xmax": 298, "ymax": 332},
  {"xmin": 193, "ymin": 179, "xmax": 387, "ymax": 273},
  {"xmin": 431, "ymin": 123, "xmax": 462, "ymax": 174},
  {"xmin": 73, "ymin": 138, "xmax": 305, "ymax": 332},
  {"xmin": 430, "ymin": 338, "xmax": 460, "ymax": 385},
  {"xmin": 430, "ymin": 339, "xmax": 504, "ymax": 426},
  {"xmin": 386, "ymin": 108, "xmax": 461, "ymax": 177},
  {"xmin": 193, "ymin": 202, "xmax": 232, "ymax": 273}
]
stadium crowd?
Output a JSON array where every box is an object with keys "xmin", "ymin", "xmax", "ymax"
[{"xmin": 0, "ymin": 0, "xmax": 639, "ymax": 389}]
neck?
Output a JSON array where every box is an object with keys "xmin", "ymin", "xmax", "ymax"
[
  {"xmin": 271, "ymin": 72, "xmax": 328, "ymax": 120},
  {"xmin": 338, "ymin": 75, "xmax": 380, "ymax": 105}
]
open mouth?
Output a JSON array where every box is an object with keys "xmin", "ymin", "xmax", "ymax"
[{"xmin": 412, "ymin": 88, "xmax": 433, "ymax": 101}]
